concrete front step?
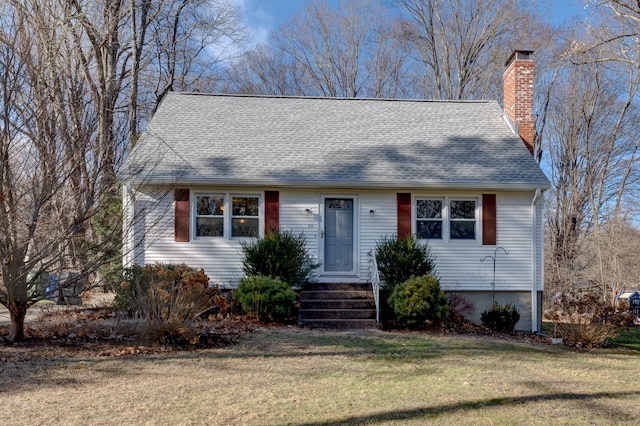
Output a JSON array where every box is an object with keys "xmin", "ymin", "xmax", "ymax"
[
  {"xmin": 300, "ymin": 299, "xmax": 375, "ymax": 310},
  {"xmin": 299, "ymin": 282, "xmax": 378, "ymax": 329},
  {"xmin": 299, "ymin": 318, "xmax": 379, "ymax": 329},
  {"xmin": 300, "ymin": 308, "xmax": 376, "ymax": 320},
  {"xmin": 301, "ymin": 290, "xmax": 373, "ymax": 300},
  {"xmin": 305, "ymin": 282, "xmax": 373, "ymax": 292}
]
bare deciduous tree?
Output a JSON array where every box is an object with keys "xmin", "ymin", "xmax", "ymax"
[
  {"xmin": 543, "ymin": 55, "xmax": 640, "ymax": 301},
  {"xmin": 230, "ymin": 0, "xmax": 408, "ymax": 98},
  {"xmin": 0, "ymin": 2, "xmax": 120, "ymax": 342},
  {"xmin": 541, "ymin": 0, "xmax": 640, "ymax": 304},
  {"xmin": 396, "ymin": 0, "xmax": 552, "ymax": 100},
  {"xmin": 228, "ymin": 44, "xmax": 307, "ymax": 96},
  {"xmin": 0, "ymin": 0, "xmax": 246, "ymax": 342},
  {"xmin": 149, "ymin": 0, "xmax": 246, "ymax": 114}
]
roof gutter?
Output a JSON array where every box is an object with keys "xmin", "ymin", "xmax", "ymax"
[{"xmin": 124, "ymin": 176, "xmax": 551, "ymax": 192}]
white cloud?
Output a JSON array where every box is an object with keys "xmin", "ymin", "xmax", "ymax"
[{"xmin": 232, "ymin": 0, "xmax": 277, "ymax": 47}]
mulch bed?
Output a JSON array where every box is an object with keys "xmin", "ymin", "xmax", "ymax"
[
  {"xmin": 0, "ymin": 307, "xmax": 260, "ymax": 361},
  {"xmin": 0, "ymin": 306, "xmax": 552, "ymax": 363}
]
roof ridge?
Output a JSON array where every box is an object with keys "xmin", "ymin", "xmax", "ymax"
[{"xmin": 170, "ymin": 91, "xmax": 495, "ymax": 104}]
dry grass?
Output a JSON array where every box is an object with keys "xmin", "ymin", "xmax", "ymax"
[{"xmin": 2, "ymin": 327, "xmax": 640, "ymax": 425}]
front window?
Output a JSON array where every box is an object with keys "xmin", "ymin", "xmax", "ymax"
[
  {"xmin": 196, "ymin": 194, "xmax": 224, "ymax": 237},
  {"xmin": 232, "ymin": 196, "xmax": 259, "ymax": 237},
  {"xmin": 195, "ymin": 193, "xmax": 261, "ymax": 238},
  {"xmin": 415, "ymin": 197, "xmax": 478, "ymax": 241},
  {"xmin": 449, "ymin": 200, "xmax": 476, "ymax": 240},
  {"xmin": 416, "ymin": 199, "xmax": 443, "ymax": 239}
]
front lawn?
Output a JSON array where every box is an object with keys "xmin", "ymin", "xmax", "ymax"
[
  {"xmin": 2, "ymin": 327, "xmax": 640, "ymax": 425},
  {"xmin": 612, "ymin": 326, "xmax": 640, "ymax": 351}
]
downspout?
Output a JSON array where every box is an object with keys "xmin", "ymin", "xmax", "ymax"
[
  {"xmin": 122, "ymin": 181, "xmax": 134, "ymax": 269},
  {"xmin": 530, "ymin": 188, "xmax": 541, "ymax": 332}
]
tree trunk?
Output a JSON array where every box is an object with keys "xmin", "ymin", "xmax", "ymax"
[{"xmin": 8, "ymin": 302, "xmax": 27, "ymax": 343}]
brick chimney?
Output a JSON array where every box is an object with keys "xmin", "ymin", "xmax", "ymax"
[{"xmin": 503, "ymin": 50, "xmax": 534, "ymax": 155}]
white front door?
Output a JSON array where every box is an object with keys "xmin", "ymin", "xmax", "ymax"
[{"xmin": 323, "ymin": 198, "xmax": 354, "ymax": 273}]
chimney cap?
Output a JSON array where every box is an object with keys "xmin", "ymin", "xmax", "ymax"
[{"xmin": 505, "ymin": 50, "xmax": 534, "ymax": 66}]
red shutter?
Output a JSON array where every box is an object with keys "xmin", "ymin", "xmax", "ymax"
[
  {"xmin": 397, "ymin": 193, "xmax": 412, "ymax": 239},
  {"xmin": 264, "ymin": 191, "xmax": 279, "ymax": 232},
  {"xmin": 175, "ymin": 189, "xmax": 190, "ymax": 242},
  {"xmin": 482, "ymin": 194, "xmax": 497, "ymax": 245}
]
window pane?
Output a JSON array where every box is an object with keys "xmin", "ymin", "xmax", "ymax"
[
  {"xmin": 196, "ymin": 217, "xmax": 223, "ymax": 237},
  {"xmin": 197, "ymin": 195, "xmax": 224, "ymax": 216},
  {"xmin": 327, "ymin": 199, "xmax": 353, "ymax": 209},
  {"xmin": 232, "ymin": 218, "xmax": 259, "ymax": 237},
  {"xmin": 232, "ymin": 196, "xmax": 259, "ymax": 216},
  {"xmin": 450, "ymin": 200, "xmax": 476, "ymax": 219},
  {"xmin": 417, "ymin": 199, "xmax": 442, "ymax": 219},
  {"xmin": 450, "ymin": 221, "xmax": 475, "ymax": 239},
  {"xmin": 417, "ymin": 220, "xmax": 442, "ymax": 239}
]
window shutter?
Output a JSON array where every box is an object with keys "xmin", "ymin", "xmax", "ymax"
[
  {"xmin": 264, "ymin": 190, "xmax": 279, "ymax": 232},
  {"xmin": 482, "ymin": 194, "xmax": 497, "ymax": 245},
  {"xmin": 175, "ymin": 189, "xmax": 190, "ymax": 242},
  {"xmin": 397, "ymin": 193, "xmax": 412, "ymax": 239}
]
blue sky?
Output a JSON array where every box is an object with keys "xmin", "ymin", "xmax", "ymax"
[{"xmin": 234, "ymin": 0, "xmax": 589, "ymax": 47}]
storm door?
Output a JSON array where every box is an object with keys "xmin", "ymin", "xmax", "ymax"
[{"xmin": 324, "ymin": 198, "xmax": 354, "ymax": 273}]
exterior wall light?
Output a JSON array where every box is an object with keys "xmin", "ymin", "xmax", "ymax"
[
  {"xmin": 369, "ymin": 209, "xmax": 375, "ymax": 216},
  {"xmin": 304, "ymin": 208, "xmax": 312, "ymax": 216}
]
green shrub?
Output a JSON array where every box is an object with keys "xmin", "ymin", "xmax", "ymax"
[
  {"xmin": 116, "ymin": 263, "xmax": 213, "ymax": 344},
  {"xmin": 375, "ymin": 235, "xmax": 436, "ymax": 290},
  {"xmin": 481, "ymin": 302, "xmax": 520, "ymax": 333},
  {"xmin": 236, "ymin": 275, "xmax": 297, "ymax": 322},
  {"xmin": 387, "ymin": 275, "xmax": 449, "ymax": 328},
  {"xmin": 241, "ymin": 230, "xmax": 319, "ymax": 286}
]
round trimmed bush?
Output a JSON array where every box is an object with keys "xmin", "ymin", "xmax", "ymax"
[
  {"xmin": 236, "ymin": 275, "xmax": 297, "ymax": 321},
  {"xmin": 387, "ymin": 274, "xmax": 449, "ymax": 328}
]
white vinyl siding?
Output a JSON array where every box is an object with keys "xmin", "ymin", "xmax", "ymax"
[
  {"xmin": 425, "ymin": 192, "xmax": 534, "ymax": 291},
  {"xmin": 128, "ymin": 186, "xmax": 539, "ymax": 291},
  {"xmin": 358, "ymin": 192, "xmax": 397, "ymax": 281}
]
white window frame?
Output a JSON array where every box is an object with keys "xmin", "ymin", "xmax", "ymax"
[
  {"xmin": 414, "ymin": 195, "xmax": 480, "ymax": 243},
  {"xmin": 230, "ymin": 194, "xmax": 261, "ymax": 238},
  {"xmin": 193, "ymin": 191, "xmax": 263, "ymax": 240},
  {"xmin": 195, "ymin": 193, "xmax": 225, "ymax": 237},
  {"xmin": 416, "ymin": 198, "xmax": 445, "ymax": 240},
  {"xmin": 448, "ymin": 198, "xmax": 478, "ymax": 241}
]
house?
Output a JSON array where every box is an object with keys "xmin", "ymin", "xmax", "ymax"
[{"xmin": 121, "ymin": 50, "xmax": 550, "ymax": 331}]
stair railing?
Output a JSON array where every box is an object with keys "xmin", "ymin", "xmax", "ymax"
[{"xmin": 368, "ymin": 250, "xmax": 381, "ymax": 323}]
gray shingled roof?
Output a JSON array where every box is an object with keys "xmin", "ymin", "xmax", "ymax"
[{"xmin": 121, "ymin": 92, "xmax": 550, "ymax": 190}]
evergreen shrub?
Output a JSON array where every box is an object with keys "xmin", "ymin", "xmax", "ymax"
[
  {"xmin": 481, "ymin": 301, "xmax": 520, "ymax": 333},
  {"xmin": 374, "ymin": 235, "xmax": 436, "ymax": 290},
  {"xmin": 387, "ymin": 274, "xmax": 449, "ymax": 328},
  {"xmin": 236, "ymin": 275, "xmax": 297, "ymax": 321},
  {"xmin": 241, "ymin": 230, "xmax": 319, "ymax": 287}
]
